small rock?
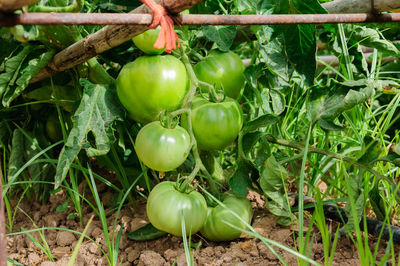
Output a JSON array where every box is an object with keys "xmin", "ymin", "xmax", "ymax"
[
  {"xmin": 139, "ymin": 250, "xmax": 166, "ymax": 266},
  {"xmin": 128, "ymin": 249, "xmax": 140, "ymax": 262},
  {"xmin": 164, "ymin": 249, "xmax": 178, "ymax": 262},
  {"xmin": 91, "ymin": 227, "xmax": 103, "ymax": 238},
  {"xmin": 88, "ymin": 242, "xmax": 102, "ymax": 255},
  {"xmin": 56, "ymin": 231, "xmax": 76, "ymax": 247},
  {"xmin": 43, "ymin": 215, "xmax": 60, "ymax": 228},
  {"xmin": 27, "ymin": 252, "xmax": 41, "ymax": 265},
  {"xmin": 33, "ymin": 212, "xmax": 41, "ymax": 222}
]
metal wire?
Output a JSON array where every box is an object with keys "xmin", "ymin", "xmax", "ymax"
[{"xmin": 1, "ymin": 13, "xmax": 400, "ymax": 26}]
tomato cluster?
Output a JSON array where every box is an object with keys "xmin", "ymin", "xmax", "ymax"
[
  {"xmin": 116, "ymin": 37, "xmax": 250, "ymax": 241},
  {"xmin": 147, "ymin": 182, "xmax": 253, "ymax": 240}
]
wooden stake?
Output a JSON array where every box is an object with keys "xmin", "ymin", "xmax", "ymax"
[
  {"xmin": 30, "ymin": 0, "xmax": 205, "ymax": 83},
  {"xmin": 322, "ymin": 0, "xmax": 400, "ymax": 13}
]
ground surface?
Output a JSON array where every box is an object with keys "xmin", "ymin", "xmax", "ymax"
[{"xmin": 6, "ymin": 185, "xmax": 397, "ymax": 266}]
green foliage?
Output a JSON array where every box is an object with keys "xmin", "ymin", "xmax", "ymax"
[
  {"xmin": 260, "ymin": 156, "xmax": 292, "ymax": 226},
  {"xmin": 55, "ymin": 79, "xmax": 123, "ymax": 187}
]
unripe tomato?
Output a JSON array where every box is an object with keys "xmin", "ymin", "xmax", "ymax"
[
  {"xmin": 45, "ymin": 114, "xmax": 63, "ymax": 142},
  {"xmin": 194, "ymin": 50, "xmax": 245, "ymax": 99},
  {"xmin": 200, "ymin": 195, "xmax": 252, "ymax": 241},
  {"xmin": 116, "ymin": 55, "xmax": 188, "ymax": 124},
  {"xmin": 182, "ymin": 96, "xmax": 243, "ymax": 151},
  {"xmin": 132, "ymin": 27, "xmax": 164, "ymax": 55},
  {"xmin": 135, "ymin": 121, "xmax": 191, "ymax": 172},
  {"xmin": 147, "ymin": 181, "xmax": 208, "ymax": 236}
]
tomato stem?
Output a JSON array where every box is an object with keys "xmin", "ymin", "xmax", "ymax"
[{"xmin": 176, "ymin": 46, "xmax": 223, "ymax": 197}]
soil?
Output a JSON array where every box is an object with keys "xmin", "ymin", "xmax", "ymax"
[{"xmin": 5, "ymin": 184, "xmax": 399, "ymax": 266}]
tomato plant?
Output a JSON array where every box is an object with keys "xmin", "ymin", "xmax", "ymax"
[
  {"xmin": 194, "ymin": 50, "xmax": 245, "ymax": 99},
  {"xmin": 116, "ymin": 55, "xmax": 188, "ymax": 124},
  {"xmin": 200, "ymin": 195, "xmax": 252, "ymax": 241},
  {"xmin": 135, "ymin": 121, "xmax": 191, "ymax": 172},
  {"xmin": 146, "ymin": 181, "xmax": 208, "ymax": 236},
  {"xmin": 132, "ymin": 27, "xmax": 164, "ymax": 55},
  {"xmin": 182, "ymin": 96, "xmax": 243, "ymax": 151}
]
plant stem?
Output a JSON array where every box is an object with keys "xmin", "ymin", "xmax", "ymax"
[{"xmin": 178, "ymin": 48, "xmax": 219, "ymax": 195}]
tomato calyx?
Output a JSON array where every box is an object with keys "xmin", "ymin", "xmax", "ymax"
[
  {"xmin": 175, "ymin": 176, "xmax": 196, "ymax": 194},
  {"xmin": 159, "ymin": 110, "xmax": 180, "ymax": 129}
]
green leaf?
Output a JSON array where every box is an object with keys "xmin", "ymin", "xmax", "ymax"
[
  {"xmin": 270, "ymin": 88, "xmax": 286, "ymax": 115},
  {"xmin": 56, "ymin": 201, "xmax": 69, "ymax": 212},
  {"xmin": 7, "ymin": 129, "xmax": 25, "ymax": 180},
  {"xmin": 54, "ymin": 79, "xmax": 124, "ymax": 188},
  {"xmin": 292, "ymin": 0, "xmax": 327, "ymax": 14},
  {"xmin": 318, "ymin": 119, "xmax": 345, "ymax": 131},
  {"xmin": 345, "ymin": 25, "xmax": 400, "ymax": 56},
  {"xmin": 259, "ymin": 34, "xmax": 293, "ymax": 82},
  {"xmin": 202, "ymin": 26, "xmax": 237, "ymax": 52},
  {"xmin": 369, "ymin": 183, "xmax": 387, "ymax": 221},
  {"xmin": 3, "ymin": 49, "xmax": 55, "ymax": 107},
  {"xmin": 259, "ymin": 156, "xmax": 292, "ymax": 225},
  {"xmin": 243, "ymin": 114, "xmax": 279, "ymax": 133},
  {"xmin": 283, "ymin": 24, "xmax": 317, "ymax": 86},
  {"xmin": 344, "ymin": 175, "xmax": 364, "ymax": 234},
  {"xmin": 312, "ymin": 82, "xmax": 375, "ymax": 121},
  {"xmin": 0, "ymin": 46, "xmax": 31, "ymax": 100},
  {"xmin": 358, "ymin": 136, "xmax": 382, "ymax": 165},
  {"xmin": 228, "ymin": 161, "xmax": 254, "ymax": 197},
  {"xmin": 127, "ymin": 223, "xmax": 167, "ymax": 241}
]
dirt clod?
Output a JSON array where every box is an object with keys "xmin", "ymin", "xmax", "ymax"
[
  {"xmin": 139, "ymin": 250, "xmax": 166, "ymax": 266},
  {"xmin": 56, "ymin": 231, "xmax": 76, "ymax": 247}
]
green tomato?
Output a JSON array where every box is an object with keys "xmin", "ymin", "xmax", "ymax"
[
  {"xmin": 147, "ymin": 181, "xmax": 208, "ymax": 236},
  {"xmin": 135, "ymin": 121, "xmax": 191, "ymax": 172},
  {"xmin": 194, "ymin": 50, "xmax": 245, "ymax": 99},
  {"xmin": 116, "ymin": 55, "xmax": 188, "ymax": 124},
  {"xmin": 200, "ymin": 195, "xmax": 253, "ymax": 241},
  {"xmin": 45, "ymin": 114, "xmax": 63, "ymax": 143},
  {"xmin": 132, "ymin": 27, "xmax": 164, "ymax": 55},
  {"xmin": 182, "ymin": 96, "xmax": 243, "ymax": 151}
]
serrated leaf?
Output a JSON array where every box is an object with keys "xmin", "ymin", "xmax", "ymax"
[
  {"xmin": 236, "ymin": 0, "xmax": 257, "ymax": 14},
  {"xmin": 345, "ymin": 25, "xmax": 400, "ymax": 56},
  {"xmin": 202, "ymin": 26, "xmax": 237, "ymax": 52},
  {"xmin": 0, "ymin": 46, "xmax": 31, "ymax": 100},
  {"xmin": 259, "ymin": 34, "xmax": 293, "ymax": 82},
  {"xmin": 7, "ymin": 129, "xmax": 25, "ymax": 179},
  {"xmin": 284, "ymin": 24, "xmax": 317, "ymax": 86},
  {"xmin": 312, "ymin": 83, "xmax": 375, "ymax": 121},
  {"xmin": 260, "ymin": 156, "xmax": 291, "ymax": 225},
  {"xmin": 3, "ymin": 49, "xmax": 55, "ymax": 106},
  {"xmin": 55, "ymin": 79, "xmax": 123, "ymax": 188}
]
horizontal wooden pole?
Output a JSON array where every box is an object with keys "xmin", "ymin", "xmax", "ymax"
[{"xmin": 1, "ymin": 13, "xmax": 400, "ymax": 27}]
